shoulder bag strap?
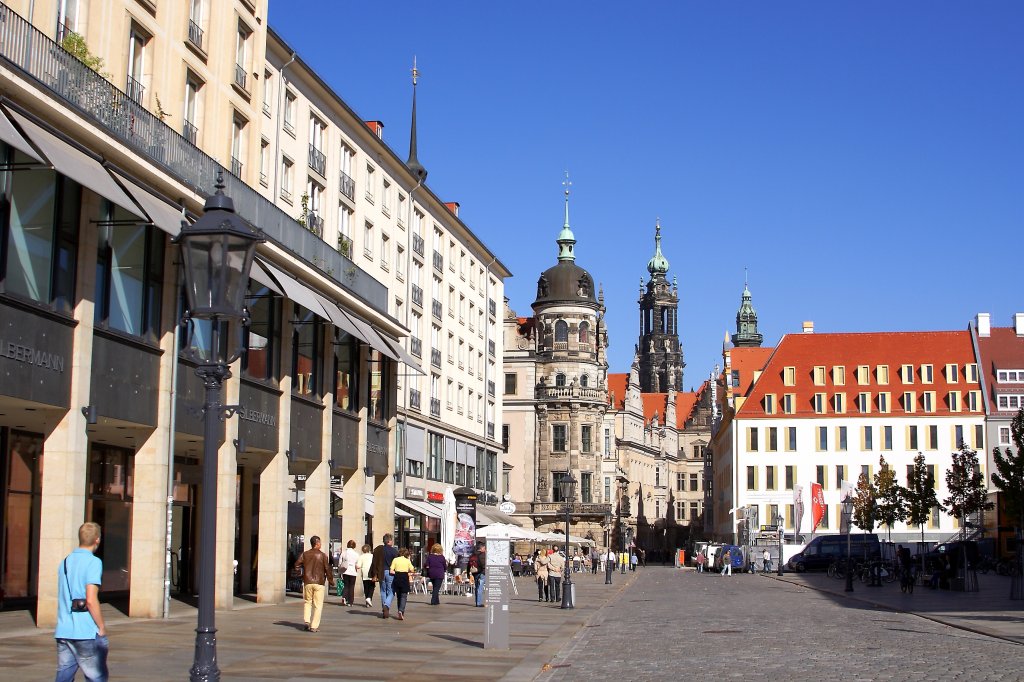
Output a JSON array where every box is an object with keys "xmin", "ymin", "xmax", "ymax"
[{"xmin": 63, "ymin": 558, "xmax": 76, "ymax": 616}]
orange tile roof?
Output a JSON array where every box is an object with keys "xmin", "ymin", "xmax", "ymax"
[
  {"xmin": 608, "ymin": 373, "xmax": 628, "ymax": 410},
  {"xmin": 606, "ymin": 374, "xmax": 706, "ymax": 429},
  {"xmin": 728, "ymin": 347, "xmax": 775, "ymax": 397},
  {"xmin": 737, "ymin": 331, "xmax": 979, "ymax": 419},
  {"xmin": 976, "ymin": 326, "xmax": 1024, "ymax": 414}
]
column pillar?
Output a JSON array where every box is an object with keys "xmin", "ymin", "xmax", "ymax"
[{"xmin": 214, "ymin": 362, "xmax": 241, "ymax": 609}]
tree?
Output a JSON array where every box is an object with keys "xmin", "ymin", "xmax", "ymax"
[
  {"xmin": 944, "ymin": 445, "xmax": 993, "ymax": 532},
  {"xmin": 852, "ymin": 472, "xmax": 878, "ymax": 535},
  {"xmin": 992, "ymin": 408, "xmax": 1024, "ymax": 598},
  {"xmin": 905, "ymin": 452, "xmax": 942, "ymax": 574},
  {"xmin": 874, "ymin": 455, "xmax": 908, "ymax": 543}
]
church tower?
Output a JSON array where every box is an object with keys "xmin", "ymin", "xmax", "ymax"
[
  {"xmin": 637, "ymin": 221, "xmax": 683, "ymax": 392},
  {"xmin": 731, "ymin": 279, "xmax": 763, "ymax": 348}
]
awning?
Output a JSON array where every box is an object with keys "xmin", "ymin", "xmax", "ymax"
[
  {"xmin": 313, "ymin": 292, "xmax": 371, "ymax": 345},
  {"xmin": 0, "ymin": 108, "xmax": 42, "ymax": 162},
  {"xmin": 396, "ymin": 498, "xmax": 441, "ymax": 519},
  {"xmin": 109, "ymin": 170, "xmax": 186, "ymax": 236},
  {"xmin": 249, "ymin": 259, "xmax": 285, "ymax": 296},
  {"xmin": 380, "ymin": 334, "xmax": 426, "ymax": 375},
  {"xmin": 256, "ymin": 258, "xmax": 332, "ymax": 323},
  {"xmin": 405, "ymin": 425, "xmax": 425, "ymax": 462},
  {"xmin": 6, "ymin": 108, "xmax": 139, "ymax": 216},
  {"xmin": 337, "ymin": 309, "xmax": 399, "ymax": 362},
  {"xmin": 477, "ymin": 505, "xmax": 523, "ymax": 527},
  {"xmin": 456, "ymin": 441, "xmax": 468, "ymax": 466},
  {"xmin": 444, "ymin": 436, "xmax": 456, "ymax": 463}
]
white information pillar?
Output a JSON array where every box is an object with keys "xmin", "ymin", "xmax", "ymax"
[{"xmin": 484, "ymin": 531, "xmax": 511, "ymax": 650}]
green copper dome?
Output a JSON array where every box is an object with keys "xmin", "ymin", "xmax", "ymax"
[{"xmin": 646, "ymin": 221, "xmax": 669, "ymax": 276}]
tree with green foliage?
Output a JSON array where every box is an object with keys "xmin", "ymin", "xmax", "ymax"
[
  {"xmin": 852, "ymin": 471, "xmax": 878, "ymax": 534},
  {"xmin": 874, "ymin": 455, "xmax": 907, "ymax": 543},
  {"xmin": 944, "ymin": 445, "xmax": 993, "ymax": 533},
  {"xmin": 992, "ymin": 408, "xmax": 1024, "ymax": 598},
  {"xmin": 905, "ymin": 452, "xmax": 942, "ymax": 575}
]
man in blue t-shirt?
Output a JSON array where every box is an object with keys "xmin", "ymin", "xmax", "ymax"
[{"xmin": 55, "ymin": 522, "xmax": 108, "ymax": 682}]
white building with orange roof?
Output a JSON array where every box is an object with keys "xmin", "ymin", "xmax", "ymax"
[{"xmin": 711, "ymin": 321, "xmax": 985, "ymax": 546}]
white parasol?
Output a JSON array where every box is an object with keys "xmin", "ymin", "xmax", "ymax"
[{"xmin": 441, "ymin": 486, "xmax": 457, "ymax": 563}]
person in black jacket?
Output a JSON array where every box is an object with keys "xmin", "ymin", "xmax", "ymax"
[{"xmin": 471, "ymin": 542, "xmax": 487, "ymax": 607}]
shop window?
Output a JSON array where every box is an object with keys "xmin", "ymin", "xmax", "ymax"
[
  {"xmin": 86, "ymin": 444, "xmax": 135, "ymax": 593},
  {"xmin": 2, "ymin": 430, "xmax": 43, "ymax": 601},
  {"xmin": 332, "ymin": 330, "xmax": 359, "ymax": 412},
  {"xmin": 427, "ymin": 433, "xmax": 443, "ymax": 481},
  {"xmin": 291, "ymin": 303, "xmax": 323, "ymax": 397},
  {"xmin": 1, "ymin": 149, "xmax": 80, "ymax": 313},
  {"xmin": 242, "ymin": 280, "xmax": 279, "ymax": 381},
  {"xmin": 367, "ymin": 349, "xmax": 389, "ymax": 422},
  {"xmin": 93, "ymin": 203, "xmax": 164, "ymax": 341},
  {"xmin": 486, "ymin": 451, "xmax": 497, "ymax": 492}
]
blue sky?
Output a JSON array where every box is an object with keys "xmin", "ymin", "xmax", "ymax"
[{"xmin": 270, "ymin": 2, "xmax": 1023, "ymax": 387}]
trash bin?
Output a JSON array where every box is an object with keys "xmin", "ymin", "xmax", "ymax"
[{"xmin": 678, "ymin": 550, "xmax": 686, "ymax": 567}]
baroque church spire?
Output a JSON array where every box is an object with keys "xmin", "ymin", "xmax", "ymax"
[
  {"xmin": 406, "ymin": 57, "xmax": 427, "ymax": 183},
  {"xmin": 556, "ymin": 171, "xmax": 576, "ymax": 262},
  {"xmin": 731, "ymin": 273, "xmax": 763, "ymax": 348},
  {"xmin": 646, "ymin": 218, "xmax": 669, "ymax": 278}
]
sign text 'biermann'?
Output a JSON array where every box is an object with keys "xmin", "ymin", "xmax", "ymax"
[
  {"xmin": 0, "ymin": 339, "xmax": 65, "ymax": 373},
  {"xmin": 237, "ymin": 405, "xmax": 276, "ymax": 426}
]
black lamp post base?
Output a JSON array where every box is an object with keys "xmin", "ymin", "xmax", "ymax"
[
  {"xmin": 189, "ymin": 627, "xmax": 220, "ymax": 682},
  {"xmin": 560, "ymin": 580, "xmax": 574, "ymax": 609}
]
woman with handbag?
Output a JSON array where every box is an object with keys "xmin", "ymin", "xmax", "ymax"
[
  {"xmin": 425, "ymin": 543, "xmax": 447, "ymax": 606},
  {"xmin": 356, "ymin": 544, "xmax": 375, "ymax": 607},
  {"xmin": 389, "ymin": 547, "xmax": 416, "ymax": 620},
  {"xmin": 341, "ymin": 539, "xmax": 359, "ymax": 606},
  {"xmin": 534, "ymin": 549, "xmax": 551, "ymax": 602}
]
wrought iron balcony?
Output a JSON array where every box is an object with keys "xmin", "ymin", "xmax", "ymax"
[
  {"xmin": 431, "ymin": 299, "xmax": 442, "ymax": 321},
  {"xmin": 126, "ymin": 74, "xmax": 144, "ymax": 103},
  {"xmin": 412, "ymin": 233, "xmax": 424, "ymax": 257},
  {"xmin": 409, "ymin": 388, "xmax": 421, "ymax": 410},
  {"xmin": 234, "ymin": 63, "xmax": 247, "ymax": 91},
  {"xmin": 431, "ymin": 348, "xmax": 441, "ymax": 368},
  {"xmin": 306, "ymin": 212, "xmax": 324, "ymax": 237},
  {"xmin": 308, "ymin": 144, "xmax": 326, "ymax": 176},
  {"xmin": 430, "ymin": 398, "xmax": 441, "ymax": 418},
  {"xmin": 230, "ymin": 156, "xmax": 242, "ymax": 177},
  {"xmin": 187, "ymin": 19, "xmax": 204, "ymax": 50},
  {"xmin": 411, "ymin": 284, "xmax": 423, "ymax": 307},
  {"xmin": 432, "ymin": 250, "xmax": 443, "ymax": 272},
  {"xmin": 182, "ymin": 120, "xmax": 198, "ymax": 145},
  {"xmin": 410, "ymin": 337, "xmax": 422, "ymax": 357},
  {"xmin": 339, "ymin": 170, "xmax": 355, "ymax": 200}
]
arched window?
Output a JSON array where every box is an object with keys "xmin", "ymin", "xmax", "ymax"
[
  {"xmin": 555, "ymin": 373, "xmax": 566, "ymax": 387},
  {"xmin": 578, "ymin": 321, "xmax": 590, "ymax": 345},
  {"xmin": 580, "ymin": 374, "xmax": 589, "ymax": 388},
  {"xmin": 554, "ymin": 320, "xmax": 568, "ymax": 343}
]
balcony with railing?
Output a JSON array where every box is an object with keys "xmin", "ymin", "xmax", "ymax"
[
  {"xmin": 536, "ymin": 385, "xmax": 607, "ymax": 402},
  {"xmin": 306, "ymin": 212, "xmax": 323, "ymax": 237},
  {"xmin": 339, "ymin": 170, "xmax": 354, "ymax": 200},
  {"xmin": 412, "ymin": 233, "xmax": 424, "ymax": 257},
  {"xmin": 432, "ymin": 249, "xmax": 443, "ymax": 272},
  {"xmin": 0, "ymin": 4, "xmax": 389, "ymax": 314},
  {"xmin": 126, "ymin": 74, "xmax": 144, "ymax": 103},
  {"xmin": 182, "ymin": 120, "xmax": 198, "ymax": 145},
  {"xmin": 411, "ymin": 284, "xmax": 423, "ymax": 308},
  {"xmin": 187, "ymin": 20, "xmax": 204, "ymax": 50},
  {"xmin": 230, "ymin": 156, "xmax": 243, "ymax": 177},
  {"xmin": 337, "ymin": 234, "xmax": 352, "ymax": 258},
  {"xmin": 410, "ymin": 336, "xmax": 422, "ymax": 357},
  {"xmin": 430, "ymin": 397, "xmax": 441, "ymax": 418},
  {"xmin": 234, "ymin": 63, "xmax": 248, "ymax": 92},
  {"xmin": 308, "ymin": 144, "xmax": 326, "ymax": 177},
  {"xmin": 409, "ymin": 388, "xmax": 421, "ymax": 411},
  {"xmin": 431, "ymin": 299, "xmax": 442, "ymax": 321},
  {"xmin": 431, "ymin": 348, "xmax": 442, "ymax": 369}
]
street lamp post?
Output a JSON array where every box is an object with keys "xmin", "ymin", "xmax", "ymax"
[
  {"xmin": 776, "ymin": 513, "xmax": 784, "ymax": 576},
  {"xmin": 177, "ymin": 174, "xmax": 263, "ymax": 682},
  {"xmin": 558, "ymin": 475, "xmax": 577, "ymax": 609},
  {"xmin": 842, "ymin": 495, "xmax": 855, "ymax": 593}
]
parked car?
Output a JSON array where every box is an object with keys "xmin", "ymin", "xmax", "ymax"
[
  {"xmin": 915, "ymin": 540, "xmax": 978, "ymax": 572},
  {"xmin": 787, "ymin": 534, "xmax": 880, "ymax": 572}
]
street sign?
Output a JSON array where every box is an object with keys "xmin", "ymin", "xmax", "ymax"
[
  {"xmin": 760, "ymin": 525, "xmax": 779, "ymax": 532},
  {"xmin": 498, "ymin": 501, "xmax": 516, "ymax": 515}
]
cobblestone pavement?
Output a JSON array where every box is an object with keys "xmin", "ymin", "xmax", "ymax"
[{"xmin": 536, "ymin": 568, "xmax": 1022, "ymax": 682}]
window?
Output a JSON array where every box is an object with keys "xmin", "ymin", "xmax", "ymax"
[
  {"xmin": 690, "ymin": 502, "xmax": 699, "ymax": 521},
  {"xmin": 581, "ymin": 473, "xmax": 593, "ymax": 503},
  {"xmin": 291, "ymin": 303, "xmax": 323, "ymax": 397},
  {"xmin": 555, "ymin": 320, "xmax": 568, "ymax": 344},
  {"xmin": 504, "ymin": 373, "xmax": 517, "ymax": 395},
  {"xmin": 787, "ymin": 427, "xmax": 797, "ymax": 451},
  {"xmin": 380, "ymin": 233, "xmax": 390, "ymax": 269},
  {"xmin": 731, "ymin": 370, "xmax": 740, "ymax": 388},
  {"xmin": 820, "ymin": 505, "xmax": 829, "ymax": 529},
  {"xmin": 878, "ymin": 392, "xmax": 890, "ymax": 413},
  {"xmin": 785, "ymin": 466, "xmax": 795, "ymax": 490},
  {"xmin": 954, "ymin": 424, "xmax": 965, "ymax": 449},
  {"xmin": 382, "ymin": 179, "xmax": 391, "ymax": 216},
  {"xmin": 1, "ymin": 154, "xmax": 80, "ymax": 313},
  {"xmin": 999, "ymin": 427, "xmax": 1011, "ymax": 445},
  {"xmin": 922, "ymin": 391, "xmax": 935, "ymax": 413},
  {"xmin": 56, "ymin": 0, "xmax": 81, "ymax": 42},
  {"xmin": 837, "ymin": 426, "xmax": 848, "ymax": 451},
  {"xmin": 332, "ymin": 330, "xmax": 358, "ymax": 412},
  {"xmin": 783, "ymin": 394, "xmax": 795, "ymax": 414},
  {"xmin": 966, "ymin": 364, "xmax": 979, "ymax": 382},
  {"xmin": 553, "ymin": 425, "xmax": 567, "ymax": 451},
  {"xmin": 230, "ymin": 114, "xmax": 246, "ymax": 176},
  {"xmin": 833, "ymin": 393, "xmax": 845, "ymax": 413},
  {"xmin": 922, "ymin": 364, "xmax": 934, "ymax": 384},
  {"xmin": 655, "ymin": 467, "xmax": 661, "ymax": 487},
  {"xmin": 996, "ymin": 369, "xmax": 1024, "ymax": 383},
  {"xmin": 836, "ymin": 465, "xmax": 846, "ymax": 491},
  {"xmin": 234, "ymin": 22, "xmax": 251, "ymax": 91},
  {"xmin": 365, "ymin": 164, "xmax": 376, "ymax": 203},
  {"xmin": 926, "ymin": 424, "xmax": 939, "ymax": 450},
  {"xmin": 996, "ymin": 395, "xmax": 1024, "ymax": 411},
  {"xmin": 856, "ymin": 365, "xmax": 870, "ymax": 385},
  {"xmin": 766, "ymin": 466, "xmax": 777, "ymax": 490},
  {"xmin": 552, "ymin": 472, "xmax": 572, "ymax": 502},
  {"xmin": 908, "ymin": 425, "xmax": 919, "ymax": 450},
  {"xmin": 948, "ymin": 391, "xmax": 961, "ymax": 412},
  {"xmin": 746, "ymin": 466, "xmax": 757, "ymax": 490},
  {"xmin": 605, "ymin": 477, "xmax": 612, "ymax": 502},
  {"xmin": 903, "ymin": 391, "xmax": 915, "ymax": 413},
  {"xmin": 363, "ymin": 221, "xmax": 373, "ymax": 259},
  {"xmin": 690, "ymin": 473, "xmax": 699, "ymax": 491},
  {"xmin": 183, "ymin": 73, "xmax": 202, "ymax": 144},
  {"xmin": 813, "ymin": 393, "xmax": 827, "ymax": 414},
  {"xmin": 975, "ymin": 424, "xmax": 984, "ymax": 450},
  {"xmin": 283, "ymin": 91, "xmax": 297, "ymax": 134},
  {"xmin": 581, "ymin": 425, "xmax": 593, "ymax": 452},
  {"xmin": 747, "ymin": 427, "xmax": 759, "ymax": 452},
  {"xmin": 406, "ymin": 457, "xmax": 423, "ymax": 479},
  {"xmin": 883, "ymin": 425, "xmax": 893, "ymax": 450},
  {"xmin": 279, "ymin": 156, "xmax": 293, "ymax": 201},
  {"xmin": 833, "ymin": 366, "xmax": 846, "ymax": 385},
  {"xmin": 966, "ymin": 390, "xmax": 981, "ymax": 412},
  {"xmin": 580, "ymin": 374, "xmax": 589, "ymax": 388},
  {"xmin": 877, "ymin": 365, "xmax": 890, "ymax": 385},
  {"xmin": 259, "ymin": 139, "xmax": 270, "ymax": 187},
  {"xmin": 862, "ymin": 425, "xmax": 873, "ymax": 451},
  {"xmin": 428, "ymin": 433, "xmax": 443, "ymax": 481},
  {"xmin": 262, "ymin": 69, "xmax": 272, "ymax": 116},
  {"xmin": 767, "ymin": 427, "xmax": 778, "ymax": 452},
  {"xmin": 857, "ymin": 392, "xmax": 871, "ymax": 414},
  {"xmin": 816, "ymin": 465, "xmax": 826, "ymax": 488},
  {"xmin": 764, "ymin": 394, "xmax": 776, "ymax": 414},
  {"xmin": 813, "ymin": 366, "xmax": 826, "ymax": 386},
  {"xmin": 946, "ymin": 364, "xmax": 960, "ymax": 382},
  {"xmin": 127, "ymin": 24, "xmax": 148, "ymax": 103},
  {"xmin": 94, "ymin": 205, "xmax": 164, "ymax": 342},
  {"xmin": 555, "ymin": 373, "xmax": 566, "ymax": 388},
  {"xmin": 817, "ymin": 426, "xmax": 828, "ymax": 451},
  {"xmin": 901, "ymin": 364, "xmax": 914, "ymax": 384},
  {"xmin": 604, "ymin": 429, "xmax": 611, "ymax": 456},
  {"xmin": 579, "ymin": 321, "xmax": 590, "ymax": 345},
  {"xmin": 783, "ymin": 366, "xmax": 796, "ymax": 386}
]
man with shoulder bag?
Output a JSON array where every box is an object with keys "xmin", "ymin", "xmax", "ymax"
[
  {"xmin": 294, "ymin": 536, "xmax": 335, "ymax": 632},
  {"xmin": 55, "ymin": 522, "xmax": 108, "ymax": 682}
]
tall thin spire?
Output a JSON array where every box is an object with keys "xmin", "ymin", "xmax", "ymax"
[
  {"xmin": 407, "ymin": 56, "xmax": 427, "ymax": 183},
  {"xmin": 646, "ymin": 218, "xmax": 670, "ymax": 277},
  {"xmin": 556, "ymin": 171, "xmax": 576, "ymax": 261}
]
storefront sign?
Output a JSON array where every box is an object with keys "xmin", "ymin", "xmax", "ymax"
[
  {"xmin": 0, "ymin": 302, "xmax": 73, "ymax": 407},
  {"xmin": 0, "ymin": 339, "xmax": 65, "ymax": 372},
  {"xmin": 238, "ymin": 406, "xmax": 276, "ymax": 426},
  {"xmin": 426, "ymin": 491, "xmax": 444, "ymax": 502},
  {"xmin": 498, "ymin": 501, "xmax": 517, "ymax": 515},
  {"xmin": 405, "ymin": 487, "xmax": 425, "ymax": 500}
]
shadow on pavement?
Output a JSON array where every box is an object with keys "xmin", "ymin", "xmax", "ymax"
[{"xmin": 430, "ymin": 633, "xmax": 484, "ymax": 648}]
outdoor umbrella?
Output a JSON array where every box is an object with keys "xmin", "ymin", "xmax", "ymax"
[{"xmin": 441, "ymin": 487, "xmax": 457, "ymax": 564}]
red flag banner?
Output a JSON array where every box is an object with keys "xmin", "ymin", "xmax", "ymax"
[{"xmin": 811, "ymin": 482, "xmax": 825, "ymax": 532}]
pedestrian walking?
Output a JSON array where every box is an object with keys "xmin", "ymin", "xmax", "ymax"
[
  {"xmin": 604, "ymin": 547, "xmax": 616, "ymax": 584},
  {"xmin": 426, "ymin": 543, "xmax": 447, "ymax": 606},
  {"xmin": 620, "ymin": 551, "xmax": 627, "ymax": 574},
  {"xmin": 55, "ymin": 522, "xmax": 109, "ymax": 682},
  {"xmin": 696, "ymin": 550, "xmax": 706, "ymax": 573},
  {"xmin": 340, "ymin": 539, "xmax": 359, "ymax": 606},
  {"xmin": 294, "ymin": 535, "xmax": 334, "ymax": 632},
  {"xmin": 721, "ymin": 549, "xmax": 732, "ymax": 577},
  {"xmin": 356, "ymin": 544, "xmax": 374, "ymax": 607},
  {"xmin": 592, "ymin": 552, "xmax": 599, "ymax": 574},
  {"xmin": 535, "ymin": 550, "xmax": 551, "ymax": 600},
  {"xmin": 389, "ymin": 548, "xmax": 415, "ymax": 620},
  {"xmin": 471, "ymin": 542, "xmax": 487, "ymax": 607},
  {"xmin": 369, "ymin": 533, "xmax": 399, "ymax": 619},
  {"xmin": 630, "ymin": 552, "xmax": 639, "ymax": 571},
  {"xmin": 762, "ymin": 548, "xmax": 772, "ymax": 574},
  {"xmin": 548, "ymin": 548, "xmax": 565, "ymax": 603}
]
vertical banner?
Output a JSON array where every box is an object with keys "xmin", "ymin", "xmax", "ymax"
[
  {"xmin": 793, "ymin": 484, "xmax": 805, "ymax": 540},
  {"xmin": 810, "ymin": 482, "xmax": 825, "ymax": 533},
  {"xmin": 453, "ymin": 486, "xmax": 478, "ymax": 561}
]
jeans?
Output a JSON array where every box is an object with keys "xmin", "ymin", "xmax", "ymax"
[
  {"xmin": 56, "ymin": 635, "xmax": 109, "ymax": 682},
  {"xmin": 548, "ymin": 576, "xmax": 562, "ymax": 602},
  {"xmin": 722, "ymin": 562, "xmax": 732, "ymax": 576},
  {"xmin": 475, "ymin": 574, "xmax": 486, "ymax": 606},
  {"xmin": 395, "ymin": 590, "xmax": 408, "ymax": 614},
  {"xmin": 430, "ymin": 577, "xmax": 443, "ymax": 605},
  {"xmin": 380, "ymin": 572, "xmax": 395, "ymax": 609},
  {"xmin": 302, "ymin": 583, "xmax": 326, "ymax": 629}
]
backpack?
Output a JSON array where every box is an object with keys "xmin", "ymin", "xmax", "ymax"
[{"xmin": 468, "ymin": 553, "xmax": 479, "ymax": 574}]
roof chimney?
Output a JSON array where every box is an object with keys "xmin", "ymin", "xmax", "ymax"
[
  {"xmin": 1014, "ymin": 313, "xmax": 1024, "ymax": 337},
  {"xmin": 976, "ymin": 313, "xmax": 991, "ymax": 337},
  {"xmin": 364, "ymin": 121, "xmax": 384, "ymax": 138},
  {"xmin": 444, "ymin": 201, "xmax": 460, "ymax": 217},
  {"xmin": 802, "ymin": 321, "xmax": 814, "ymax": 334}
]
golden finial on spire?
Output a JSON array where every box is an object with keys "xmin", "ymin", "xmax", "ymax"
[{"xmin": 411, "ymin": 56, "xmax": 420, "ymax": 86}]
